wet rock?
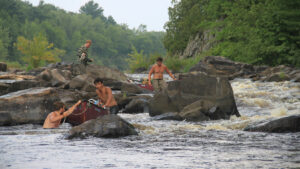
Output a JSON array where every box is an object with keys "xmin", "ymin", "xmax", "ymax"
[
  {"xmin": 0, "ymin": 87, "xmax": 60, "ymax": 126},
  {"xmin": 149, "ymin": 73, "xmax": 240, "ymax": 121},
  {"xmin": 151, "ymin": 112, "xmax": 183, "ymax": 121},
  {"xmin": 0, "ymin": 62, "xmax": 7, "ymax": 72},
  {"xmin": 123, "ymin": 95, "xmax": 151, "ymax": 114},
  {"xmin": 244, "ymin": 115, "xmax": 300, "ymax": 133},
  {"xmin": 66, "ymin": 114, "xmax": 138, "ymax": 139}
]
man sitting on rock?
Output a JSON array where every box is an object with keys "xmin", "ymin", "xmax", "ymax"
[
  {"xmin": 148, "ymin": 57, "xmax": 176, "ymax": 93},
  {"xmin": 94, "ymin": 78, "xmax": 119, "ymax": 114},
  {"xmin": 77, "ymin": 40, "xmax": 93, "ymax": 66},
  {"xmin": 43, "ymin": 100, "xmax": 82, "ymax": 129}
]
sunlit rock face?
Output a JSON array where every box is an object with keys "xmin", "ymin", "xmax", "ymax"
[{"xmin": 0, "ymin": 87, "xmax": 59, "ymax": 126}]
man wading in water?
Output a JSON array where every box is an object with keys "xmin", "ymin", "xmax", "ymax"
[
  {"xmin": 148, "ymin": 57, "xmax": 176, "ymax": 93},
  {"xmin": 43, "ymin": 100, "xmax": 82, "ymax": 129},
  {"xmin": 94, "ymin": 78, "xmax": 119, "ymax": 114},
  {"xmin": 77, "ymin": 40, "xmax": 93, "ymax": 66}
]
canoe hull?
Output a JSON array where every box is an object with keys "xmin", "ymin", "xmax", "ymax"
[{"xmin": 66, "ymin": 101, "xmax": 108, "ymax": 126}]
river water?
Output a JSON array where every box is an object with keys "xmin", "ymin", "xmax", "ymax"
[{"xmin": 0, "ymin": 76, "xmax": 299, "ymax": 169}]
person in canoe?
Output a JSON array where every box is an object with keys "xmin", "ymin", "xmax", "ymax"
[
  {"xmin": 148, "ymin": 57, "xmax": 176, "ymax": 93},
  {"xmin": 94, "ymin": 78, "xmax": 119, "ymax": 114},
  {"xmin": 77, "ymin": 40, "xmax": 93, "ymax": 66},
  {"xmin": 43, "ymin": 100, "xmax": 82, "ymax": 129}
]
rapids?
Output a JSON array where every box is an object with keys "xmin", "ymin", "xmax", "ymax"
[{"xmin": 0, "ymin": 76, "xmax": 299, "ymax": 169}]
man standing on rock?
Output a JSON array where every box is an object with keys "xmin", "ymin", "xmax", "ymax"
[
  {"xmin": 43, "ymin": 100, "xmax": 82, "ymax": 129},
  {"xmin": 77, "ymin": 40, "xmax": 93, "ymax": 66},
  {"xmin": 148, "ymin": 57, "xmax": 176, "ymax": 93},
  {"xmin": 94, "ymin": 78, "xmax": 119, "ymax": 114}
]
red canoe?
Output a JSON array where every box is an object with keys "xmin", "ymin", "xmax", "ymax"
[
  {"xmin": 66, "ymin": 100, "xmax": 108, "ymax": 126},
  {"xmin": 137, "ymin": 84, "xmax": 154, "ymax": 91}
]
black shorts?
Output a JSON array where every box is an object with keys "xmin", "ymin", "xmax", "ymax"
[{"xmin": 109, "ymin": 105, "xmax": 119, "ymax": 114}]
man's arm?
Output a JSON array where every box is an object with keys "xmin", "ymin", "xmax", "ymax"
[
  {"xmin": 49, "ymin": 113, "xmax": 64, "ymax": 123},
  {"xmin": 62, "ymin": 100, "xmax": 82, "ymax": 117},
  {"xmin": 165, "ymin": 66, "xmax": 176, "ymax": 80},
  {"xmin": 104, "ymin": 87, "xmax": 113, "ymax": 107},
  {"xmin": 148, "ymin": 66, "xmax": 154, "ymax": 85}
]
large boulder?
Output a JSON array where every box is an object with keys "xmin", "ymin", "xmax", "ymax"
[
  {"xmin": 0, "ymin": 62, "xmax": 7, "ymax": 72},
  {"xmin": 149, "ymin": 73, "xmax": 240, "ymax": 121},
  {"xmin": 66, "ymin": 114, "xmax": 138, "ymax": 139},
  {"xmin": 244, "ymin": 115, "xmax": 300, "ymax": 133},
  {"xmin": 0, "ymin": 87, "xmax": 60, "ymax": 126}
]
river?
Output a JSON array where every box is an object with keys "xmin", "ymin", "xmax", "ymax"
[{"xmin": 0, "ymin": 76, "xmax": 299, "ymax": 169}]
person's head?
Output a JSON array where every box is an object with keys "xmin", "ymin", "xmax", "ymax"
[
  {"xmin": 85, "ymin": 40, "xmax": 92, "ymax": 48},
  {"xmin": 94, "ymin": 78, "xmax": 104, "ymax": 89},
  {"xmin": 53, "ymin": 101, "xmax": 66, "ymax": 113},
  {"xmin": 156, "ymin": 57, "xmax": 163, "ymax": 66}
]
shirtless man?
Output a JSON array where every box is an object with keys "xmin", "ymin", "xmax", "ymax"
[
  {"xmin": 43, "ymin": 100, "xmax": 82, "ymax": 129},
  {"xmin": 94, "ymin": 78, "xmax": 119, "ymax": 114},
  {"xmin": 148, "ymin": 57, "xmax": 176, "ymax": 93}
]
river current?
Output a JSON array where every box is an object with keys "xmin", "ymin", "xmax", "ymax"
[{"xmin": 0, "ymin": 75, "xmax": 299, "ymax": 169}]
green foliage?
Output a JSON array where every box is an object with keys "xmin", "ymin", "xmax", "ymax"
[
  {"xmin": 80, "ymin": 0, "xmax": 104, "ymax": 19},
  {"xmin": 126, "ymin": 46, "xmax": 148, "ymax": 73},
  {"xmin": 164, "ymin": 0, "xmax": 300, "ymax": 67},
  {"xmin": 0, "ymin": 0, "xmax": 166, "ymax": 70},
  {"xmin": 14, "ymin": 34, "xmax": 63, "ymax": 69}
]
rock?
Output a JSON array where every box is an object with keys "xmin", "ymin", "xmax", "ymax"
[
  {"xmin": 37, "ymin": 69, "xmax": 70, "ymax": 87},
  {"xmin": 0, "ymin": 74, "xmax": 35, "ymax": 80},
  {"xmin": 189, "ymin": 56, "xmax": 255, "ymax": 79},
  {"xmin": 149, "ymin": 73, "xmax": 240, "ymax": 121},
  {"xmin": 149, "ymin": 92, "xmax": 178, "ymax": 117},
  {"xmin": 151, "ymin": 112, "xmax": 183, "ymax": 121},
  {"xmin": 114, "ymin": 93, "xmax": 135, "ymax": 110},
  {"xmin": 262, "ymin": 72, "xmax": 291, "ymax": 82},
  {"xmin": 71, "ymin": 64, "xmax": 128, "ymax": 82},
  {"xmin": 178, "ymin": 99, "xmax": 234, "ymax": 121},
  {"xmin": 66, "ymin": 114, "xmax": 138, "ymax": 139},
  {"xmin": 121, "ymin": 82, "xmax": 144, "ymax": 94},
  {"xmin": 69, "ymin": 74, "xmax": 94, "ymax": 92},
  {"xmin": 0, "ymin": 80, "xmax": 41, "ymax": 96},
  {"xmin": 123, "ymin": 95, "xmax": 151, "ymax": 114},
  {"xmin": 0, "ymin": 87, "xmax": 60, "ymax": 126},
  {"xmin": 244, "ymin": 115, "xmax": 300, "ymax": 133},
  {"xmin": 179, "ymin": 31, "xmax": 214, "ymax": 59},
  {"xmin": 291, "ymin": 73, "xmax": 300, "ymax": 82},
  {"xmin": 0, "ymin": 62, "xmax": 7, "ymax": 72}
]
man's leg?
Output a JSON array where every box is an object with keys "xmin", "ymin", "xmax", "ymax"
[
  {"xmin": 158, "ymin": 80, "xmax": 167, "ymax": 93},
  {"xmin": 152, "ymin": 79, "xmax": 160, "ymax": 93}
]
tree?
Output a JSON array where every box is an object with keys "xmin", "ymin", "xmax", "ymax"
[
  {"xmin": 79, "ymin": 0, "xmax": 104, "ymax": 19},
  {"xmin": 15, "ymin": 34, "xmax": 64, "ymax": 69}
]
